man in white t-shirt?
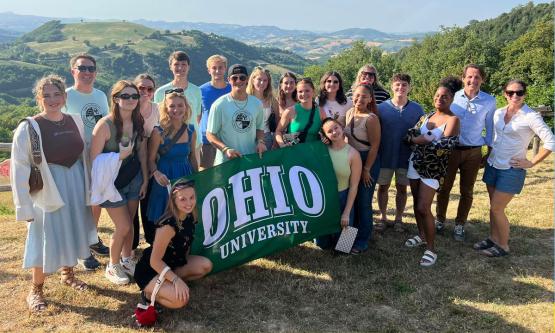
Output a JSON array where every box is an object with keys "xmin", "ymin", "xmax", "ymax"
[
  {"xmin": 207, "ymin": 64, "xmax": 266, "ymax": 166},
  {"xmin": 62, "ymin": 53, "xmax": 109, "ymax": 270}
]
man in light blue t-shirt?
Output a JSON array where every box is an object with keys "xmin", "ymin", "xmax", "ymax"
[
  {"xmin": 207, "ymin": 64, "xmax": 266, "ymax": 166},
  {"xmin": 199, "ymin": 55, "xmax": 231, "ymax": 169},
  {"xmin": 62, "ymin": 53, "xmax": 109, "ymax": 270},
  {"xmin": 153, "ymin": 51, "xmax": 202, "ymax": 161}
]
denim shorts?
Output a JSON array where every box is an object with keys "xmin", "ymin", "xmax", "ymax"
[
  {"xmin": 482, "ymin": 163, "xmax": 526, "ymax": 195},
  {"xmin": 100, "ymin": 172, "xmax": 143, "ymax": 208}
]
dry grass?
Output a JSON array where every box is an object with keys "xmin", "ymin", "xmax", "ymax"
[{"xmin": 0, "ymin": 154, "xmax": 552, "ymax": 332}]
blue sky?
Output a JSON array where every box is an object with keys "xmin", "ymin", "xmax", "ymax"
[{"xmin": 0, "ymin": 0, "xmax": 550, "ymax": 33}]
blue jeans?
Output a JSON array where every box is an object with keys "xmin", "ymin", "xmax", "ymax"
[
  {"xmin": 315, "ymin": 189, "xmax": 354, "ymax": 250},
  {"xmin": 352, "ymin": 151, "xmax": 380, "ymax": 251}
]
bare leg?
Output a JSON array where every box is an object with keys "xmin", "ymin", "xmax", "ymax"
[
  {"xmin": 91, "ymin": 205, "xmax": 101, "ymax": 227},
  {"xmin": 415, "ymin": 181, "xmax": 437, "ymax": 252},
  {"xmin": 488, "ymin": 187, "xmax": 514, "ymax": 251},
  {"xmin": 123, "ymin": 200, "xmax": 139, "ymax": 258},
  {"xmin": 377, "ymin": 184, "xmax": 390, "ymax": 221},
  {"xmin": 394, "ymin": 184, "xmax": 408, "ymax": 222},
  {"xmin": 174, "ymin": 255, "xmax": 213, "ymax": 281},
  {"xmin": 32, "ymin": 267, "xmax": 45, "ymax": 285},
  {"xmin": 106, "ymin": 206, "xmax": 132, "ymax": 265},
  {"xmin": 409, "ymin": 180, "xmax": 424, "ymax": 239},
  {"xmin": 143, "ymin": 280, "xmax": 189, "ymax": 309}
]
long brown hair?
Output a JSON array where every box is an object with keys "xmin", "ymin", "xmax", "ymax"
[
  {"xmin": 278, "ymin": 72, "xmax": 298, "ymax": 108},
  {"xmin": 109, "ymin": 80, "xmax": 145, "ymax": 142}
]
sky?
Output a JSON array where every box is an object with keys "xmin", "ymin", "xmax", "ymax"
[{"xmin": 0, "ymin": 0, "xmax": 551, "ymax": 33}]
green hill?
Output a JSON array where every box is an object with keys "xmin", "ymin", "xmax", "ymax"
[{"xmin": 0, "ymin": 20, "xmax": 310, "ymax": 100}]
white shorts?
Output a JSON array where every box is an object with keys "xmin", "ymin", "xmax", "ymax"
[{"xmin": 407, "ymin": 158, "xmax": 439, "ymax": 190}]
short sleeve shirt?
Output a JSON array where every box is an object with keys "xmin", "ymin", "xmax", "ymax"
[
  {"xmin": 207, "ymin": 94, "xmax": 264, "ymax": 165},
  {"xmin": 62, "ymin": 87, "xmax": 109, "ymax": 144}
]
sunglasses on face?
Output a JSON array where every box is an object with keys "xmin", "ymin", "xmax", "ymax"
[
  {"xmin": 505, "ymin": 90, "xmax": 525, "ymax": 97},
  {"xmin": 326, "ymin": 79, "xmax": 339, "ymax": 84},
  {"xmin": 165, "ymin": 88, "xmax": 184, "ymax": 94},
  {"xmin": 138, "ymin": 86, "xmax": 154, "ymax": 93},
  {"xmin": 361, "ymin": 71, "xmax": 376, "ymax": 77},
  {"xmin": 75, "ymin": 65, "xmax": 97, "ymax": 73},
  {"xmin": 230, "ymin": 75, "xmax": 248, "ymax": 82},
  {"xmin": 116, "ymin": 93, "xmax": 140, "ymax": 100}
]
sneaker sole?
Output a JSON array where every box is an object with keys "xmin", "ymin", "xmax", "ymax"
[
  {"xmin": 90, "ymin": 248, "xmax": 110, "ymax": 257},
  {"xmin": 105, "ymin": 273, "xmax": 129, "ymax": 285}
]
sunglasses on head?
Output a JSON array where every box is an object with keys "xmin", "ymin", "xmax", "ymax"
[
  {"xmin": 326, "ymin": 79, "xmax": 339, "ymax": 84},
  {"xmin": 75, "ymin": 65, "xmax": 96, "ymax": 73},
  {"xmin": 172, "ymin": 179, "xmax": 195, "ymax": 193},
  {"xmin": 116, "ymin": 93, "xmax": 140, "ymax": 100},
  {"xmin": 138, "ymin": 86, "xmax": 154, "ymax": 93},
  {"xmin": 230, "ymin": 75, "xmax": 247, "ymax": 82},
  {"xmin": 361, "ymin": 71, "xmax": 376, "ymax": 77},
  {"xmin": 165, "ymin": 88, "xmax": 184, "ymax": 94},
  {"xmin": 505, "ymin": 90, "xmax": 525, "ymax": 97}
]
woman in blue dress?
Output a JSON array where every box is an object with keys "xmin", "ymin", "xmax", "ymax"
[{"xmin": 146, "ymin": 91, "xmax": 197, "ymax": 243}]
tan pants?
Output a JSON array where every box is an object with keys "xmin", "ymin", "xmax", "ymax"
[{"xmin": 436, "ymin": 147, "xmax": 482, "ymax": 225}]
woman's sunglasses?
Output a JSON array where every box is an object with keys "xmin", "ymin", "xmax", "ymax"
[
  {"xmin": 116, "ymin": 93, "xmax": 140, "ymax": 100},
  {"xmin": 505, "ymin": 90, "xmax": 525, "ymax": 97},
  {"xmin": 138, "ymin": 86, "xmax": 154, "ymax": 93}
]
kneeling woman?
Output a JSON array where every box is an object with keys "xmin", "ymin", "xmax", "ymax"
[
  {"xmin": 315, "ymin": 118, "xmax": 362, "ymax": 249},
  {"xmin": 134, "ymin": 181, "xmax": 212, "ymax": 308}
]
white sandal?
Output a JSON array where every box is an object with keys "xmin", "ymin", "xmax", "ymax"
[
  {"xmin": 420, "ymin": 250, "xmax": 437, "ymax": 267},
  {"xmin": 404, "ymin": 235, "xmax": 426, "ymax": 248}
]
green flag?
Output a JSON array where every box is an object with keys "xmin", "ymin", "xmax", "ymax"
[{"xmin": 182, "ymin": 141, "xmax": 340, "ymax": 274}]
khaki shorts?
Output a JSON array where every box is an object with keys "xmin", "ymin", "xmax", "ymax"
[
  {"xmin": 377, "ymin": 168, "xmax": 409, "ymax": 186},
  {"xmin": 200, "ymin": 144, "xmax": 216, "ymax": 169}
]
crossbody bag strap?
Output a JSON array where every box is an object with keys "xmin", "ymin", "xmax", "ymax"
[
  {"xmin": 158, "ymin": 124, "xmax": 187, "ymax": 156},
  {"xmin": 349, "ymin": 114, "xmax": 370, "ymax": 146},
  {"xmin": 150, "ymin": 266, "xmax": 172, "ymax": 306},
  {"xmin": 298, "ymin": 105, "xmax": 317, "ymax": 143},
  {"xmin": 22, "ymin": 118, "xmax": 42, "ymax": 165}
]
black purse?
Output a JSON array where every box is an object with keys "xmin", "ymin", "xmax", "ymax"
[{"xmin": 114, "ymin": 135, "xmax": 141, "ymax": 189}]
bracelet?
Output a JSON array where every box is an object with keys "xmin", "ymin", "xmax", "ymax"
[
  {"xmin": 150, "ymin": 169, "xmax": 158, "ymax": 177},
  {"xmin": 363, "ymin": 166, "xmax": 371, "ymax": 171},
  {"xmin": 222, "ymin": 146, "xmax": 230, "ymax": 153},
  {"xmin": 257, "ymin": 139, "xmax": 265, "ymax": 145},
  {"xmin": 171, "ymin": 276, "xmax": 179, "ymax": 284}
]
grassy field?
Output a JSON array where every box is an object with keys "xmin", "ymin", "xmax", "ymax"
[{"xmin": 0, "ymin": 154, "xmax": 552, "ymax": 332}]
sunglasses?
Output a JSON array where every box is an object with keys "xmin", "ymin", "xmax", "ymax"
[
  {"xmin": 361, "ymin": 71, "xmax": 376, "ymax": 77},
  {"xmin": 326, "ymin": 79, "xmax": 339, "ymax": 84},
  {"xmin": 505, "ymin": 90, "xmax": 525, "ymax": 97},
  {"xmin": 116, "ymin": 93, "xmax": 140, "ymax": 100},
  {"xmin": 230, "ymin": 75, "xmax": 247, "ymax": 82},
  {"xmin": 75, "ymin": 65, "xmax": 97, "ymax": 73},
  {"xmin": 172, "ymin": 179, "xmax": 195, "ymax": 192},
  {"xmin": 138, "ymin": 86, "xmax": 154, "ymax": 93},
  {"xmin": 165, "ymin": 88, "xmax": 184, "ymax": 94}
]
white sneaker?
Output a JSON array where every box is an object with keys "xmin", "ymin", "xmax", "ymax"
[
  {"xmin": 120, "ymin": 258, "xmax": 136, "ymax": 276},
  {"xmin": 105, "ymin": 263, "xmax": 130, "ymax": 285}
]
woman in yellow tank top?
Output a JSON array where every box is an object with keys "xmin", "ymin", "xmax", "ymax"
[{"xmin": 315, "ymin": 118, "xmax": 362, "ymax": 250}]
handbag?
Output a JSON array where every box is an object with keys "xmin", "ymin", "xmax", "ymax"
[
  {"xmin": 21, "ymin": 118, "xmax": 43, "ymax": 193},
  {"xmin": 114, "ymin": 135, "xmax": 141, "ymax": 189},
  {"xmin": 133, "ymin": 266, "xmax": 171, "ymax": 327}
]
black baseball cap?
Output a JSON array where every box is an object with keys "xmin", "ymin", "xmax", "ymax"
[{"xmin": 228, "ymin": 64, "xmax": 248, "ymax": 77}]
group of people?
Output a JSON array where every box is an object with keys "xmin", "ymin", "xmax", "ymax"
[{"xmin": 10, "ymin": 50, "xmax": 554, "ymax": 313}]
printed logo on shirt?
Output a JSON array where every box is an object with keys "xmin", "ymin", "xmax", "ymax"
[
  {"xmin": 232, "ymin": 111, "xmax": 252, "ymax": 133},
  {"xmin": 81, "ymin": 103, "xmax": 103, "ymax": 129}
]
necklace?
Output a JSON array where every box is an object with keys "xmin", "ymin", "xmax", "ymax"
[
  {"xmin": 231, "ymin": 96, "xmax": 248, "ymax": 112},
  {"xmin": 41, "ymin": 114, "xmax": 66, "ymax": 127}
]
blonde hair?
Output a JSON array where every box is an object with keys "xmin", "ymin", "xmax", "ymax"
[
  {"xmin": 206, "ymin": 54, "xmax": 228, "ymax": 68},
  {"xmin": 352, "ymin": 64, "xmax": 385, "ymax": 91},
  {"xmin": 158, "ymin": 92, "xmax": 191, "ymax": 138},
  {"xmin": 33, "ymin": 74, "xmax": 67, "ymax": 111},
  {"xmin": 247, "ymin": 67, "xmax": 276, "ymax": 104}
]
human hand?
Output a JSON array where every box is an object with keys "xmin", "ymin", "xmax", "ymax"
[
  {"xmin": 340, "ymin": 214, "xmax": 349, "ymax": 228},
  {"xmin": 173, "ymin": 278, "xmax": 189, "ymax": 303},
  {"xmin": 509, "ymin": 157, "xmax": 533, "ymax": 169},
  {"xmin": 256, "ymin": 142, "xmax": 267, "ymax": 158},
  {"xmin": 118, "ymin": 141, "xmax": 133, "ymax": 160},
  {"xmin": 139, "ymin": 181, "xmax": 148, "ymax": 199},
  {"xmin": 362, "ymin": 169, "xmax": 373, "ymax": 188},
  {"xmin": 153, "ymin": 170, "xmax": 170, "ymax": 186},
  {"xmin": 225, "ymin": 148, "xmax": 242, "ymax": 159}
]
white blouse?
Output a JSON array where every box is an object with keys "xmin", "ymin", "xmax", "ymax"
[{"xmin": 488, "ymin": 104, "xmax": 555, "ymax": 169}]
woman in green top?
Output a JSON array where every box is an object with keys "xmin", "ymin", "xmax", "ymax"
[{"xmin": 275, "ymin": 78, "xmax": 326, "ymax": 147}]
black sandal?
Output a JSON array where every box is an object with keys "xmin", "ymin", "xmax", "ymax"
[
  {"xmin": 480, "ymin": 244, "xmax": 509, "ymax": 257},
  {"xmin": 473, "ymin": 238, "xmax": 495, "ymax": 251}
]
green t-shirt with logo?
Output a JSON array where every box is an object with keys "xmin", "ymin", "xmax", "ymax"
[{"xmin": 207, "ymin": 94, "xmax": 264, "ymax": 165}]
